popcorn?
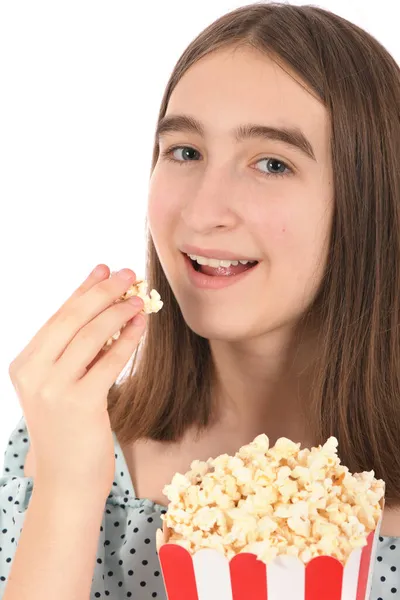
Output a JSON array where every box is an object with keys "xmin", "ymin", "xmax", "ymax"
[
  {"xmin": 158, "ymin": 435, "xmax": 385, "ymax": 566},
  {"xmin": 102, "ymin": 273, "xmax": 163, "ymax": 349}
]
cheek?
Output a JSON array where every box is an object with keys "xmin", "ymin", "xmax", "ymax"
[
  {"xmin": 251, "ymin": 205, "xmax": 330, "ymax": 280},
  {"xmin": 147, "ymin": 174, "xmax": 178, "ymax": 238}
]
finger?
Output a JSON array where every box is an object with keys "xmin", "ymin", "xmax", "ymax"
[
  {"xmin": 47, "ymin": 296, "xmax": 144, "ymax": 386},
  {"xmin": 10, "ymin": 264, "xmax": 110, "ymax": 369},
  {"xmin": 78, "ymin": 311, "xmax": 148, "ymax": 398},
  {"xmin": 17, "ymin": 269, "xmax": 138, "ymax": 377}
]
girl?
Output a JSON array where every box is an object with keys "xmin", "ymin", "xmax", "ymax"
[{"xmin": 1, "ymin": 3, "xmax": 399, "ymax": 599}]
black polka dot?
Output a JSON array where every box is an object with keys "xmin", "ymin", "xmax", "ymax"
[
  {"xmin": 0, "ymin": 419, "xmax": 192, "ymax": 599},
  {"xmin": 391, "ymin": 566, "xmax": 397, "ymax": 572},
  {"xmin": 377, "ymin": 555, "xmax": 383, "ymax": 561},
  {"xmin": 391, "ymin": 589, "xmax": 397, "ymax": 594}
]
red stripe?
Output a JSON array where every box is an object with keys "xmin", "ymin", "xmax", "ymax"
[
  {"xmin": 230, "ymin": 553, "xmax": 268, "ymax": 599},
  {"xmin": 356, "ymin": 531, "xmax": 375, "ymax": 600},
  {"xmin": 305, "ymin": 556, "xmax": 343, "ymax": 600},
  {"xmin": 159, "ymin": 545, "xmax": 199, "ymax": 600}
]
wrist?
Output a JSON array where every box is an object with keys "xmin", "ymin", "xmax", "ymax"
[{"xmin": 33, "ymin": 479, "xmax": 110, "ymax": 506}]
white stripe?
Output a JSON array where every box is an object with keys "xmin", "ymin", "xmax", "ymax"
[
  {"xmin": 364, "ymin": 521, "xmax": 383, "ymax": 599},
  {"xmin": 267, "ymin": 555, "xmax": 305, "ymax": 600},
  {"xmin": 192, "ymin": 549, "xmax": 233, "ymax": 600},
  {"xmin": 342, "ymin": 548, "xmax": 362, "ymax": 600}
]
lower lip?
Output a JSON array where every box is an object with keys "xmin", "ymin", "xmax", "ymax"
[{"xmin": 182, "ymin": 252, "xmax": 260, "ymax": 290}]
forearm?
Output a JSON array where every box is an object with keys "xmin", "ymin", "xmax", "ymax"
[{"xmin": 3, "ymin": 483, "xmax": 107, "ymax": 600}]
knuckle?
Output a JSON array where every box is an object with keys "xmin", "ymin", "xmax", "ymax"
[
  {"xmin": 47, "ymin": 309, "xmax": 62, "ymax": 325},
  {"xmin": 8, "ymin": 360, "xmax": 18, "ymax": 378},
  {"xmin": 76, "ymin": 324, "xmax": 96, "ymax": 347},
  {"xmin": 55, "ymin": 311, "xmax": 77, "ymax": 336},
  {"xmin": 9, "ymin": 365, "xmax": 28, "ymax": 388},
  {"xmin": 95, "ymin": 283, "xmax": 113, "ymax": 304},
  {"xmin": 104, "ymin": 350, "xmax": 125, "ymax": 371},
  {"xmin": 38, "ymin": 382, "xmax": 58, "ymax": 404}
]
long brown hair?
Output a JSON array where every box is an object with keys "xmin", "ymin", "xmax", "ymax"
[{"xmin": 107, "ymin": 2, "xmax": 400, "ymax": 507}]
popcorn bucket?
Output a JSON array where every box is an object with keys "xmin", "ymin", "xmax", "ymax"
[{"xmin": 157, "ymin": 499, "xmax": 384, "ymax": 600}]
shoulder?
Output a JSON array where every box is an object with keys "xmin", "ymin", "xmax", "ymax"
[{"xmin": 1, "ymin": 414, "xmax": 31, "ymax": 478}]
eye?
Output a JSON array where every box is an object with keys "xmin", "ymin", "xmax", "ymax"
[
  {"xmin": 254, "ymin": 157, "xmax": 292, "ymax": 178},
  {"xmin": 161, "ymin": 146, "xmax": 201, "ymax": 163},
  {"xmin": 160, "ymin": 145, "xmax": 293, "ymax": 179}
]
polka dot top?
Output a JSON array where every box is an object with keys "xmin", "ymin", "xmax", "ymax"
[{"xmin": 0, "ymin": 416, "xmax": 399, "ymax": 599}]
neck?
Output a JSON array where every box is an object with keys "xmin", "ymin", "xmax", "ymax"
[{"xmin": 207, "ymin": 320, "xmax": 318, "ymax": 449}]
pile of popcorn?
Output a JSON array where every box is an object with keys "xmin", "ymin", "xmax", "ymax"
[
  {"xmin": 103, "ymin": 275, "xmax": 163, "ymax": 348},
  {"xmin": 157, "ymin": 435, "xmax": 385, "ymax": 565}
]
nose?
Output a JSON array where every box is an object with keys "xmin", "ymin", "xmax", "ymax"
[{"xmin": 180, "ymin": 168, "xmax": 238, "ymax": 233}]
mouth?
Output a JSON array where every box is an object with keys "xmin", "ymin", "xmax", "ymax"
[{"xmin": 183, "ymin": 252, "xmax": 259, "ymax": 276}]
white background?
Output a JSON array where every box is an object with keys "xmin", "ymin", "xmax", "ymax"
[{"xmin": 0, "ymin": 1, "xmax": 398, "ymax": 470}]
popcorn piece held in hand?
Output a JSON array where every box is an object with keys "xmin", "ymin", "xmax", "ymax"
[{"xmin": 103, "ymin": 273, "xmax": 163, "ymax": 349}]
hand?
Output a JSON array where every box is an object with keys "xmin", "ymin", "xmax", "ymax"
[{"xmin": 8, "ymin": 265, "xmax": 147, "ymax": 496}]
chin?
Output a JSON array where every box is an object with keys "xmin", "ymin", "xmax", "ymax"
[{"xmin": 177, "ymin": 304, "xmax": 259, "ymax": 341}]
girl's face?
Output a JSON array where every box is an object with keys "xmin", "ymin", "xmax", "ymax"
[{"xmin": 148, "ymin": 46, "xmax": 334, "ymax": 341}]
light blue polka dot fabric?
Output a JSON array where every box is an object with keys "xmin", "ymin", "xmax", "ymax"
[{"xmin": 0, "ymin": 416, "xmax": 399, "ymax": 599}]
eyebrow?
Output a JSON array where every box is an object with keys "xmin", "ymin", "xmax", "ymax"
[{"xmin": 156, "ymin": 114, "xmax": 316, "ymax": 162}]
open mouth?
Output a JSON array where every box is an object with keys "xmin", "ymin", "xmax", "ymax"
[{"xmin": 184, "ymin": 252, "xmax": 259, "ymax": 277}]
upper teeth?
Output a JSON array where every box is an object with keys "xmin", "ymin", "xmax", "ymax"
[{"xmin": 187, "ymin": 254, "xmax": 256, "ymax": 268}]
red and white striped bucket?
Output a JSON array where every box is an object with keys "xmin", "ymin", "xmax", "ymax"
[{"xmin": 158, "ymin": 514, "xmax": 382, "ymax": 600}]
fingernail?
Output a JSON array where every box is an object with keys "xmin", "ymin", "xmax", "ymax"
[
  {"xmin": 117, "ymin": 268, "xmax": 135, "ymax": 281},
  {"xmin": 92, "ymin": 264, "xmax": 106, "ymax": 277},
  {"xmin": 128, "ymin": 296, "xmax": 143, "ymax": 307},
  {"xmin": 131, "ymin": 314, "xmax": 145, "ymax": 327}
]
